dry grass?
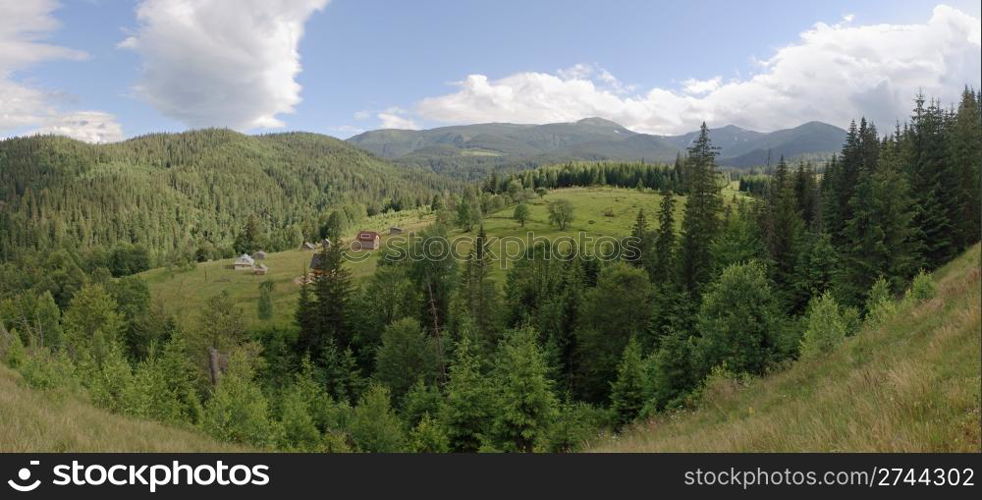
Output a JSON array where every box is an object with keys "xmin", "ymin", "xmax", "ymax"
[
  {"xmin": 592, "ymin": 244, "xmax": 981, "ymax": 452},
  {"xmin": 0, "ymin": 366, "xmax": 247, "ymax": 452}
]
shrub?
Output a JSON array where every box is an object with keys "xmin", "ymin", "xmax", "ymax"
[
  {"xmin": 799, "ymin": 292, "xmax": 847, "ymax": 358},
  {"xmin": 905, "ymin": 270, "xmax": 936, "ymax": 302}
]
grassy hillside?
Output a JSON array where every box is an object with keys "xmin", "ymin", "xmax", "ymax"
[
  {"xmin": 0, "ymin": 365, "xmax": 244, "ymax": 452},
  {"xmin": 144, "ymin": 185, "xmax": 740, "ymax": 330},
  {"xmin": 592, "ymin": 244, "xmax": 981, "ymax": 452}
]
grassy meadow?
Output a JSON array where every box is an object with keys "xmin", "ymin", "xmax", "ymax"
[
  {"xmin": 591, "ymin": 244, "xmax": 981, "ymax": 452},
  {"xmin": 144, "ymin": 185, "xmax": 746, "ymax": 330}
]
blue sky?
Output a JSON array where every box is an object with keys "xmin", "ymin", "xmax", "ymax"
[{"xmin": 2, "ymin": 0, "xmax": 980, "ymax": 142}]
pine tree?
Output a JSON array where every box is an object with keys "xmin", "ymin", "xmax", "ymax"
[
  {"xmin": 609, "ymin": 337, "xmax": 646, "ymax": 427},
  {"xmin": 440, "ymin": 337, "xmax": 492, "ymax": 452},
  {"xmin": 490, "ymin": 327, "xmax": 560, "ymax": 452},
  {"xmin": 458, "ymin": 226, "xmax": 499, "ymax": 340},
  {"xmin": 908, "ymin": 95, "xmax": 956, "ymax": 268},
  {"xmin": 840, "ymin": 133, "xmax": 916, "ymax": 304},
  {"xmin": 374, "ymin": 318, "xmax": 439, "ymax": 401},
  {"xmin": 301, "ymin": 242, "xmax": 353, "ymax": 361},
  {"xmin": 763, "ymin": 156, "xmax": 804, "ymax": 291},
  {"xmin": 680, "ymin": 123, "xmax": 723, "ymax": 296},
  {"xmin": 574, "ymin": 263, "xmax": 652, "ymax": 402},
  {"xmin": 647, "ymin": 330, "xmax": 696, "ymax": 411},
  {"xmin": 947, "ymin": 88, "xmax": 982, "ymax": 248}
]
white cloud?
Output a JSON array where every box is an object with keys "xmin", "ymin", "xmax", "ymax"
[
  {"xmin": 0, "ymin": 0, "xmax": 120, "ymax": 142},
  {"xmin": 121, "ymin": 0, "xmax": 328, "ymax": 130},
  {"xmin": 30, "ymin": 111, "xmax": 124, "ymax": 143},
  {"xmin": 682, "ymin": 76, "xmax": 722, "ymax": 95},
  {"xmin": 417, "ymin": 5, "xmax": 981, "ymax": 135},
  {"xmin": 378, "ymin": 110, "xmax": 419, "ymax": 130}
]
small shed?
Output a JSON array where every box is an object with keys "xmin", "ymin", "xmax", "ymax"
[
  {"xmin": 233, "ymin": 254, "xmax": 255, "ymax": 270},
  {"xmin": 253, "ymin": 264, "xmax": 268, "ymax": 275},
  {"xmin": 389, "ymin": 226, "xmax": 404, "ymax": 235},
  {"xmin": 254, "ymin": 250, "xmax": 267, "ymax": 260},
  {"xmin": 302, "ymin": 242, "xmax": 317, "ymax": 251},
  {"xmin": 357, "ymin": 231, "xmax": 381, "ymax": 250},
  {"xmin": 321, "ymin": 238, "xmax": 332, "ymax": 249}
]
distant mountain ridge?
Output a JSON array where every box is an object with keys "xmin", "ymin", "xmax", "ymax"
[{"xmin": 347, "ymin": 118, "xmax": 847, "ymax": 178}]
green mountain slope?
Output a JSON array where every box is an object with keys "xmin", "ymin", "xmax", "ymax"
[
  {"xmin": 0, "ymin": 365, "xmax": 245, "ymax": 452},
  {"xmin": 346, "ymin": 118, "xmax": 847, "ymax": 178},
  {"xmin": 592, "ymin": 244, "xmax": 981, "ymax": 452},
  {"xmin": 0, "ymin": 130, "xmax": 456, "ymax": 263}
]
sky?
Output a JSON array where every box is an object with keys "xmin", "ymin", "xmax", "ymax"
[{"xmin": 1, "ymin": 0, "xmax": 980, "ymax": 143}]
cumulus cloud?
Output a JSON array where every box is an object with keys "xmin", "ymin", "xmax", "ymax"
[
  {"xmin": 417, "ymin": 5, "xmax": 981, "ymax": 134},
  {"xmin": 0, "ymin": 0, "xmax": 120, "ymax": 142},
  {"xmin": 121, "ymin": 0, "xmax": 328, "ymax": 130},
  {"xmin": 377, "ymin": 108, "xmax": 420, "ymax": 130},
  {"xmin": 30, "ymin": 111, "xmax": 124, "ymax": 143},
  {"xmin": 682, "ymin": 76, "xmax": 722, "ymax": 95}
]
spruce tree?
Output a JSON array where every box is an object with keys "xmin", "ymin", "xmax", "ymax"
[
  {"xmin": 609, "ymin": 337, "xmax": 647, "ymax": 427},
  {"xmin": 490, "ymin": 327, "xmax": 559, "ymax": 452},
  {"xmin": 440, "ymin": 337, "xmax": 492, "ymax": 452},
  {"xmin": 680, "ymin": 123, "xmax": 723, "ymax": 296}
]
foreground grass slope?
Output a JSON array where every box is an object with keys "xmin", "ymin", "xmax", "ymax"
[
  {"xmin": 593, "ymin": 244, "xmax": 981, "ymax": 452},
  {"xmin": 0, "ymin": 366, "xmax": 243, "ymax": 452}
]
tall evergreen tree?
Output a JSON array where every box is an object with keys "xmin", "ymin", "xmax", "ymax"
[
  {"xmin": 680, "ymin": 123, "xmax": 723, "ymax": 296},
  {"xmin": 609, "ymin": 336, "xmax": 647, "ymax": 427},
  {"xmin": 490, "ymin": 327, "xmax": 560, "ymax": 452},
  {"xmin": 947, "ymin": 88, "xmax": 982, "ymax": 248}
]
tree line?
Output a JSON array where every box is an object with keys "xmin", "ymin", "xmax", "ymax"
[{"xmin": 0, "ymin": 87, "xmax": 978, "ymax": 452}]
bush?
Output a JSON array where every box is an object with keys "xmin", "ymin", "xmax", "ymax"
[
  {"xmin": 799, "ymin": 292, "xmax": 847, "ymax": 358},
  {"xmin": 905, "ymin": 270, "xmax": 936, "ymax": 302}
]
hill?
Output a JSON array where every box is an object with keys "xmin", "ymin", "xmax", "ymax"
[
  {"xmin": 347, "ymin": 118, "xmax": 846, "ymax": 178},
  {"xmin": 0, "ymin": 130, "xmax": 456, "ymax": 265},
  {"xmin": 0, "ymin": 365, "xmax": 244, "ymax": 452},
  {"xmin": 591, "ymin": 244, "xmax": 981, "ymax": 452}
]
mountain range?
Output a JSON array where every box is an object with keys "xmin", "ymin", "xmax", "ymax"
[{"xmin": 347, "ymin": 118, "xmax": 847, "ymax": 178}]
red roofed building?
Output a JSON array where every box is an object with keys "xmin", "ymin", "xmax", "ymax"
[{"xmin": 357, "ymin": 231, "xmax": 380, "ymax": 250}]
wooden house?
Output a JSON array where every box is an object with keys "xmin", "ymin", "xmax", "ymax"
[
  {"xmin": 233, "ymin": 254, "xmax": 255, "ymax": 270},
  {"xmin": 356, "ymin": 231, "xmax": 381, "ymax": 250}
]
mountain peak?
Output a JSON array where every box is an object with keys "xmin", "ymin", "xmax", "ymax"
[{"xmin": 576, "ymin": 117, "xmax": 624, "ymax": 128}]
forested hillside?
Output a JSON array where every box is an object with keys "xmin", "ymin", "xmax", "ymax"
[
  {"xmin": 0, "ymin": 88, "xmax": 978, "ymax": 453},
  {"xmin": 0, "ymin": 130, "xmax": 457, "ymax": 301}
]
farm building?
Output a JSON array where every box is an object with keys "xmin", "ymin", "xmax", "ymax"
[
  {"xmin": 356, "ymin": 231, "xmax": 381, "ymax": 250},
  {"xmin": 233, "ymin": 254, "xmax": 255, "ymax": 270},
  {"xmin": 253, "ymin": 264, "xmax": 268, "ymax": 275},
  {"xmin": 302, "ymin": 242, "xmax": 317, "ymax": 250},
  {"xmin": 320, "ymin": 238, "xmax": 332, "ymax": 249},
  {"xmin": 254, "ymin": 250, "xmax": 267, "ymax": 260}
]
